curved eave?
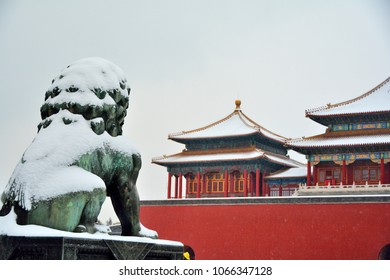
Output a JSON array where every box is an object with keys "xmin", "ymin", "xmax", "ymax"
[
  {"xmin": 168, "ymin": 131, "xmax": 287, "ymax": 146},
  {"xmin": 169, "ymin": 131, "xmax": 259, "ymax": 143},
  {"xmin": 289, "ymin": 141, "xmax": 390, "ymax": 149},
  {"xmin": 306, "ymin": 111, "xmax": 390, "ymax": 126},
  {"xmin": 288, "ymin": 142, "xmax": 390, "ymax": 154},
  {"xmin": 152, "ymin": 155, "xmax": 264, "ymax": 167},
  {"xmin": 152, "ymin": 150, "xmax": 300, "ymax": 168}
]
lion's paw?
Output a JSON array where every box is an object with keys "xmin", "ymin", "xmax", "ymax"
[{"xmin": 139, "ymin": 223, "xmax": 158, "ymax": 239}]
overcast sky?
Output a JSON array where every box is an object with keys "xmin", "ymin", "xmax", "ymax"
[{"xmin": 1, "ymin": 0, "xmax": 390, "ymax": 223}]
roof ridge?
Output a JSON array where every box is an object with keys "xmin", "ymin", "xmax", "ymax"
[
  {"xmin": 286, "ymin": 132, "xmax": 326, "ymax": 143},
  {"xmin": 305, "ymin": 76, "xmax": 390, "ymax": 116},
  {"xmin": 168, "ymin": 100, "xmax": 287, "ymax": 142},
  {"xmin": 151, "ymin": 151, "xmax": 184, "ymax": 162},
  {"xmin": 168, "ymin": 111, "xmax": 238, "ymax": 139},
  {"xmin": 240, "ymin": 111, "xmax": 287, "ymax": 141}
]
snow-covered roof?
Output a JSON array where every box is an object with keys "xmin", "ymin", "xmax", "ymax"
[
  {"xmin": 152, "ymin": 147, "xmax": 303, "ymax": 168},
  {"xmin": 287, "ymin": 132, "xmax": 390, "ymax": 148},
  {"xmin": 169, "ymin": 100, "xmax": 286, "ymax": 144},
  {"xmin": 266, "ymin": 166, "xmax": 308, "ymax": 179},
  {"xmin": 306, "ymin": 76, "xmax": 390, "ymax": 117}
]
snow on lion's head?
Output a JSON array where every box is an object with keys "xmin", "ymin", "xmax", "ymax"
[{"xmin": 39, "ymin": 57, "xmax": 131, "ymax": 137}]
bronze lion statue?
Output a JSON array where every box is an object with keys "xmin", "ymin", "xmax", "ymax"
[{"xmin": 0, "ymin": 57, "xmax": 157, "ymax": 238}]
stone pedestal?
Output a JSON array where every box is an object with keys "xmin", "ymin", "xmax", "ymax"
[{"xmin": 0, "ymin": 236, "xmax": 183, "ymax": 260}]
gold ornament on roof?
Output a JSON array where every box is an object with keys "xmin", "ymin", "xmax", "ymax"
[{"xmin": 235, "ymin": 99, "xmax": 241, "ymax": 110}]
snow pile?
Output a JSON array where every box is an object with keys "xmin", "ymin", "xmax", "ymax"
[
  {"xmin": 46, "ymin": 57, "xmax": 129, "ymax": 107},
  {"xmin": 0, "ymin": 210, "xmax": 179, "ymax": 246},
  {"xmin": 2, "ymin": 57, "xmax": 137, "ymax": 211}
]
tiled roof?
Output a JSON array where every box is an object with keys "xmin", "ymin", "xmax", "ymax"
[
  {"xmin": 266, "ymin": 166, "xmax": 308, "ymax": 179},
  {"xmin": 306, "ymin": 76, "xmax": 390, "ymax": 117},
  {"xmin": 152, "ymin": 147, "xmax": 302, "ymax": 168},
  {"xmin": 287, "ymin": 132, "xmax": 390, "ymax": 148},
  {"xmin": 169, "ymin": 101, "xmax": 286, "ymax": 143}
]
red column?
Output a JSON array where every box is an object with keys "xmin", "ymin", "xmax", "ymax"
[
  {"xmin": 342, "ymin": 160, "xmax": 346, "ymax": 185},
  {"xmin": 203, "ymin": 175, "xmax": 207, "ymax": 194},
  {"xmin": 167, "ymin": 172, "xmax": 172, "ymax": 199},
  {"xmin": 185, "ymin": 174, "xmax": 189, "ymax": 198},
  {"xmin": 174, "ymin": 175, "xmax": 178, "ymax": 198},
  {"xmin": 255, "ymin": 169, "xmax": 260, "ymax": 197},
  {"xmin": 196, "ymin": 172, "xmax": 201, "ymax": 198},
  {"xmin": 381, "ymin": 158, "xmax": 385, "ymax": 184},
  {"xmin": 243, "ymin": 169, "xmax": 248, "ymax": 197},
  {"xmin": 279, "ymin": 185, "xmax": 283, "ymax": 196},
  {"xmin": 262, "ymin": 172, "xmax": 267, "ymax": 196},
  {"xmin": 224, "ymin": 170, "xmax": 229, "ymax": 197},
  {"xmin": 178, "ymin": 172, "xmax": 183, "ymax": 199},
  {"xmin": 249, "ymin": 173, "xmax": 253, "ymax": 196},
  {"xmin": 230, "ymin": 173, "xmax": 234, "ymax": 193},
  {"xmin": 307, "ymin": 161, "xmax": 311, "ymax": 186}
]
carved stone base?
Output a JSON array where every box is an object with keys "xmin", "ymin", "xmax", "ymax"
[{"xmin": 0, "ymin": 236, "xmax": 183, "ymax": 260}]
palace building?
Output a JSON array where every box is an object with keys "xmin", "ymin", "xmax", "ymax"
[
  {"xmin": 141, "ymin": 76, "xmax": 390, "ymax": 260},
  {"xmin": 152, "ymin": 100, "xmax": 304, "ymax": 199},
  {"xmin": 288, "ymin": 76, "xmax": 390, "ymax": 193},
  {"xmin": 152, "ymin": 77, "xmax": 390, "ymax": 198}
]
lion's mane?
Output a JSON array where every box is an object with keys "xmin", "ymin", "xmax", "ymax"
[{"xmin": 39, "ymin": 57, "xmax": 131, "ymax": 136}]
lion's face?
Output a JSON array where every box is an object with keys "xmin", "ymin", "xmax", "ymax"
[{"xmin": 39, "ymin": 57, "xmax": 131, "ymax": 137}]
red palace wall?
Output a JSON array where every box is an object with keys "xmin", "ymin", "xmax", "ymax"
[{"xmin": 140, "ymin": 196, "xmax": 390, "ymax": 260}]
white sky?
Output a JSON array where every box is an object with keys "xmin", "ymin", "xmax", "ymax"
[{"xmin": 1, "ymin": 0, "xmax": 390, "ymax": 223}]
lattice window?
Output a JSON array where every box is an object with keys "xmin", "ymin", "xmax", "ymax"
[
  {"xmin": 206, "ymin": 172, "xmax": 225, "ymax": 193},
  {"xmin": 187, "ymin": 174, "xmax": 197, "ymax": 194},
  {"xmin": 233, "ymin": 173, "xmax": 250, "ymax": 192},
  {"xmin": 353, "ymin": 167, "xmax": 380, "ymax": 184},
  {"xmin": 317, "ymin": 167, "xmax": 341, "ymax": 185}
]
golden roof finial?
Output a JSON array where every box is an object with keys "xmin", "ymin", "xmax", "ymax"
[{"xmin": 235, "ymin": 99, "xmax": 241, "ymax": 111}]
